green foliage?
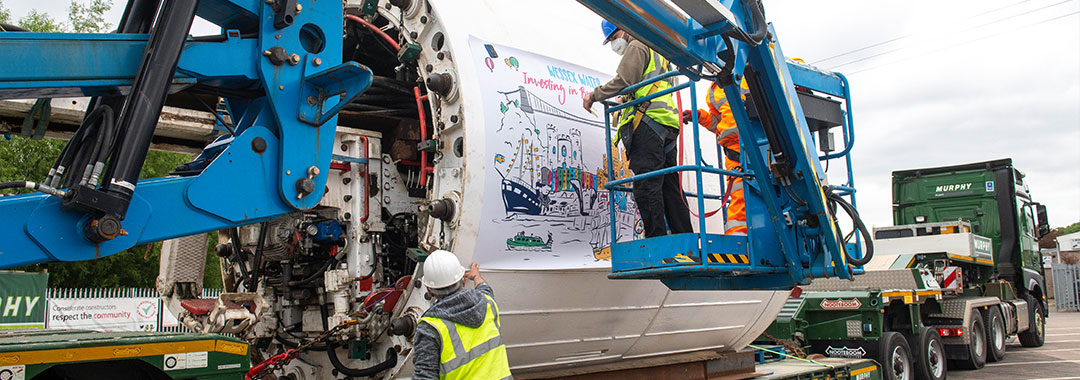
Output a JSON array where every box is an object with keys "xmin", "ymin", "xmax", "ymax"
[
  {"xmin": 17, "ymin": 9, "xmax": 64, "ymax": 32},
  {"xmin": 0, "ymin": 135, "xmax": 65, "ymax": 195},
  {"xmin": 69, "ymin": 0, "xmax": 112, "ymax": 33},
  {"xmin": 0, "ymin": 1, "xmax": 12, "ymax": 25},
  {"xmin": 1057, "ymin": 221, "xmax": 1080, "ymax": 236}
]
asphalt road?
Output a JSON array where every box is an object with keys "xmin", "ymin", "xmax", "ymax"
[{"xmin": 949, "ymin": 307, "xmax": 1080, "ymax": 380}]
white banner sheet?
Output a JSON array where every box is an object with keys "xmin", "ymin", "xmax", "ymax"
[
  {"xmin": 469, "ymin": 38, "xmax": 649, "ymax": 270},
  {"xmin": 48, "ymin": 297, "xmax": 159, "ymax": 331}
]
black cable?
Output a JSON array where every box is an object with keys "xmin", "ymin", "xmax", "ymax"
[
  {"xmin": 185, "ymin": 92, "xmax": 235, "ymax": 135},
  {"xmin": 327, "ymin": 344, "xmax": 398, "ymax": 377},
  {"xmin": 288, "ymin": 257, "xmax": 338, "ymax": 286},
  {"xmin": 825, "ymin": 189, "xmax": 874, "ymax": 266},
  {"xmin": 0, "ymin": 181, "xmax": 65, "ymax": 197},
  {"xmin": 247, "ymin": 222, "xmax": 269, "ymax": 290}
]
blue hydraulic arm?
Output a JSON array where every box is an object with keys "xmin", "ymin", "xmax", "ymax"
[
  {"xmin": 0, "ymin": 0, "xmax": 372, "ymax": 268},
  {"xmin": 583, "ymin": 0, "xmax": 872, "ymax": 289}
]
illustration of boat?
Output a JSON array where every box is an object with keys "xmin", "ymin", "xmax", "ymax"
[
  {"xmin": 506, "ymin": 231, "xmax": 553, "ymax": 250},
  {"xmin": 502, "ymin": 179, "xmax": 543, "ymax": 215}
]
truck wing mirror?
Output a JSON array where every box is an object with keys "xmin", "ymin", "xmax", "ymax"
[{"xmin": 1035, "ymin": 203, "xmax": 1050, "ymax": 238}]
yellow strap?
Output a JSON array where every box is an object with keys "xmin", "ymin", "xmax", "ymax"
[{"xmin": 631, "ymin": 82, "xmax": 664, "ymax": 131}]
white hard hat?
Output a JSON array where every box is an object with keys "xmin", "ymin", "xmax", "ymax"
[{"xmin": 422, "ymin": 250, "xmax": 466, "ymax": 289}]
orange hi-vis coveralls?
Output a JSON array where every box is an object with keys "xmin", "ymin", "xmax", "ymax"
[{"xmin": 692, "ymin": 81, "xmax": 749, "ymax": 235}]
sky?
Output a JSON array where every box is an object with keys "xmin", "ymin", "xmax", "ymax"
[{"xmin": 5, "ymin": 0, "xmax": 1078, "ymax": 229}]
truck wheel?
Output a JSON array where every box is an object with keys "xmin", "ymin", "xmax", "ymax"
[
  {"xmin": 951, "ymin": 311, "xmax": 986, "ymax": 370},
  {"xmin": 1018, "ymin": 294, "xmax": 1046, "ymax": 347},
  {"xmin": 906, "ymin": 327, "xmax": 946, "ymax": 380},
  {"xmin": 878, "ymin": 332, "xmax": 915, "ymax": 380},
  {"xmin": 984, "ymin": 307, "xmax": 1006, "ymax": 362}
]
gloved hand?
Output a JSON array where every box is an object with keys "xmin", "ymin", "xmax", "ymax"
[{"xmin": 681, "ymin": 110, "xmax": 696, "ymax": 125}]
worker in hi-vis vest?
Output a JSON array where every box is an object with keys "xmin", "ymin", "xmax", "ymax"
[
  {"xmin": 683, "ymin": 80, "xmax": 750, "ymax": 235},
  {"xmin": 583, "ymin": 20, "xmax": 692, "ymax": 238},
  {"xmin": 413, "ymin": 250, "xmax": 512, "ymax": 380}
]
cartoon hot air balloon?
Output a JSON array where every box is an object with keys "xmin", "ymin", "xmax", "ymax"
[
  {"xmin": 504, "ymin": 56, "xmax": 519, "ymax": 70},
  {"xmin": 484, "ymin": 57, "xmax": 494, "ymax": 72}
]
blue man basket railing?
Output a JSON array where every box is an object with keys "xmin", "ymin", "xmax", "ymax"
[{"xmin": 600, "ymin": 63, "xmax": 869, "ymax": 291}]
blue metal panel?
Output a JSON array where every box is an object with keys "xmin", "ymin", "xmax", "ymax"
[
  {"xmin": 187, "ymin": 126, "xmax": 294, "ymax": 223},
  {"xmin": 196, "ymin": 0, "xmax": 261, "ymax": 32},
  {"xmin": 0, "ymin": 0, "xmax": 373, "ymax": 268}
]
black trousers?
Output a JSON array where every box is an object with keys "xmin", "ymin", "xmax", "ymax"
[{"xmin": 626, "ymin": 117, "xmax": 693, "ymax": 238}]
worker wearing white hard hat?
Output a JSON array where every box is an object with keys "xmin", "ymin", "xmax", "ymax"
[{"xmin": 413, "ymin": 250, "xmax": 511, "ymax": 380}]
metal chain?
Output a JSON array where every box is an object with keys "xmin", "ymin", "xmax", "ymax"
[
  {"xmin": 760, "ymin": 331, "xmax": 807, "ymax": 358},
  {"xmin": 247, "ymin": 319, "xmax": 359, "ymax": 380}
]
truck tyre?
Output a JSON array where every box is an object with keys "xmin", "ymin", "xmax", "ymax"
[
  {"xmin": 951, "ymin": 310, "xmax": 986, "ymax": 370},
  {"xmin": 878, "ymin": 331, "xmax": 914, "ymax": 380},
  {"xmin": 906, "ymin": 327, "xmax": 946, "ymax": 380},
  {"xmin": 984, "ymin": 306, "xmax": 1006, "ymax": 362},
  {"xmin": 1018, "ymin": 294, "xmax": 1046, "ymax": 347}
]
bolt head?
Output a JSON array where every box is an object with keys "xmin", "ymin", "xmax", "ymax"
[
  {"xmin": 313, "ymin": 57, "xmax": 322, "ymax": 66},
  {"xmin": 289, "ymin": 54, "xmax": 300, "ymax": 65},
  {"xmin": 308, "ymin": 166, "xmax": 320, "ymax": 176},
  {"xmin": 295, "ymin": 3, "xmax": 302, "ymax": 12}
]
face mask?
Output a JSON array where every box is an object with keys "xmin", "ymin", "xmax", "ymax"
[{"xmin": 610, "ymin": 38, "xmax": 628, "ymax": 55}]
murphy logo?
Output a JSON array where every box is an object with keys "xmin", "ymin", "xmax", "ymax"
[
  {"xmin": 820, "ymin": 298, "xmax": 862, "ymax": 310},
  {"xmin": 825, "ymin": 346, "xmax": 867, "ymax": 358},
  {"xmin": 935, "ymin": 183, "xmax": 973, "ymax": 193}
]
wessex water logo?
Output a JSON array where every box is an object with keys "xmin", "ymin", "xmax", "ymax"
[
  {"xmin": 825, "ymin": 346, "xmax": 867, "ymax": 358},
  {"xmin": 935, "ymin": 183, "xmax": 973, "ymax": 193}
]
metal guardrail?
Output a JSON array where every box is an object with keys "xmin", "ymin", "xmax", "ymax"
[{"xmin": 1052, "ymin": 264, "xmax": 1080, "ymax": 312}]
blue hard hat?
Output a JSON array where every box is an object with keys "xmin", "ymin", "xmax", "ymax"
[{"xmin": 601, "ymin": 20, "xmax": 618, "ymax": 44}]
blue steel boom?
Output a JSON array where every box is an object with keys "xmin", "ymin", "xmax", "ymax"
[{"xmin": 0, "ymin": 0, "xmax": 372, "ymax": 267}]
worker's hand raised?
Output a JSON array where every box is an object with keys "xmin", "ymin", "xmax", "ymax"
[
  {"xmin": 465, "ymin": 262, "xmax": 480, "ymax": 280},
  {"xmin": 582, "ymin": 92, "xmax": 595, "ymax": 113}
]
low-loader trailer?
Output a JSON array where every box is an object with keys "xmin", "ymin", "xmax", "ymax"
[{"xmin": 761, "ymin": 158, "xmax": 1051, "ymax": 380}]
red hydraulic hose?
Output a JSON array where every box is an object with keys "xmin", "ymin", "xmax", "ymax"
[
  {"xmin": 414, "ymin": 86, "xmax": 433, "ymax": 187},
  {"xmin": 345, "ymin": 15, "xmax": 400, "ymax": 51},
  {"xmin": 675, "ymin": 91, "xmax": 721, "ymax": 219}
]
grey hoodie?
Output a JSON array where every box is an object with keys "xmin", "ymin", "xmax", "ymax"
[{"xmin": 413, "ymin": 283, "xmax": 499, "ymax": 379}]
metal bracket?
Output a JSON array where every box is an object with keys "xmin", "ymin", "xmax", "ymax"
[{"xmin": 297, "ymin": 62, "xmax": 372, "ymax": 126}]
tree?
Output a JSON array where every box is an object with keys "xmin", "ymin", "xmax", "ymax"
[
  {"xmin": 17, "ymin": 9, "xmax": 64, "ymax": 32},
  {"xmin": 69, "ymin": 0, "xmax": 112, "ymax": 33},
  {"xmin": 0, "ymin": 1, "xmax": 12, "ymax": 25}
]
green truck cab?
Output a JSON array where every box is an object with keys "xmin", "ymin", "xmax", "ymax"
[{"xmin": 891, "ymin": 158, "xmax": 1051, "ymax": 310}]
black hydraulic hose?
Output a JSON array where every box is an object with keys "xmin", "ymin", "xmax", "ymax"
[
  {"xmin": 826, "ymin": 190, "xmax": 874, "ymax": 266},
  {"xmin": 328, "ymin": 343, "xmax": 398, "ymax": 378},
  {"xmin": 0, "ymin": 181, "xmax": 65, "ymax": 197},
  {"xmin": 247, "ymin": 222, "xmax": 268, "ymax": 290},
  {"xmin": 288, "ymin": 258, "xmax": 337, "ymax": 286},
  {"xmin": 743, "ymin": 0, "xmax": 768, "ymax": 46}
]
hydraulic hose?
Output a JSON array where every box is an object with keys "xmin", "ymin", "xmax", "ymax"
[
  {"xmin": 0, "ymin": 181, "xmax": 66, "ymax": 197},
  {"xmin": 825, "ymin": 190, "xmax": 874, "ymax": 266},
  {"xmin": 327, "ymin": 344, "xmax": 398, "ymax": 378},
  {"xmin": 743, "ymin": 0, "xmax": 768, "ymax": 46}
]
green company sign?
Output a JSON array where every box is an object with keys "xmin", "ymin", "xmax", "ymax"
[{"xmin": 0, "ymin": 272, "xmax": 48, "ymax": 329}]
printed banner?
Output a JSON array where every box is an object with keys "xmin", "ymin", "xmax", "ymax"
[
  {"xmin": 0, "ymin": 272, "xmax": 47, "ymax": 329},
  {"xmin": 47, "ymin": 297, "xmax": 160, "ymax": 331},
  {"xmin": 470, "ymin": 37, "xmax": 646, "ymax": 270}
]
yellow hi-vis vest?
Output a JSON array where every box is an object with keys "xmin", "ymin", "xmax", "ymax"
[
  {"xmin": 419, "ymin": 294, "xmax": 512, "ymax": 380},
  {"xmin": 615, "ymin": 48, "xmax": 680, "ymax": 144}
]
